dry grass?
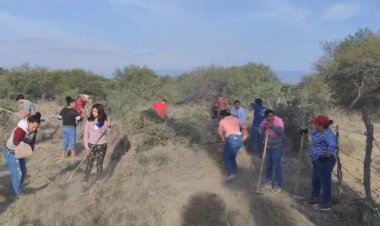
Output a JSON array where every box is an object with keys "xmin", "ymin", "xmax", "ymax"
[{"xmin": 1, "ymin": 102, "xmax": 378, "ymax": 226}]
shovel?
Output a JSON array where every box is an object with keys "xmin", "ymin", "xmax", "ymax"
[
  {"xmin": 66, "ymin": 128, "xmax": 108, "ymax": 182},
  {"xmin": 293, "ymin": 132, "xmax": 306, "ymax": 199},
  {"xmin": 255, "ymin": 130, "xmax": 269, "ymax": 194}
]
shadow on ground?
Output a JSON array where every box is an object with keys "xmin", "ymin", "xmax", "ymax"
[{"xmin": 182, "ymin": 192, "xmax": 228, "ymax": 226}]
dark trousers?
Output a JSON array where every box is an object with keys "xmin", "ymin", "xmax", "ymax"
[
  {"xmin": 84, "ymin": 143, "xmax": 107, "ymax": 182},
  {"xmin": 311, "ymin": 157, "xmax": 336, "ymax": 206}
]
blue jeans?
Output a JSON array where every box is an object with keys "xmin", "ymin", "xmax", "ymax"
[
  {"xmin": 311, "ymin": 157, "xmax": 336, "ymax": 206},
  {"xmin": 265, "ymin": 147, "xmax": 283, "ymax": 187},
  {"xmin": 3, "ymin": 149, "xmax": 27, "ymax": 197},
  {"xmin": 252, "ymin": 127, "xmax": 263, "ymax": 155},
  {"xmin": 62, "ymin": 126, "xmax": 77, "ymax": 151},
  {"xmin": 223, "ymin": 135, "xmax": 243, "ymax": 175}
]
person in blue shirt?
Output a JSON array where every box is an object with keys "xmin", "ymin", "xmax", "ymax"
[
  {"xmin": 230, "ymin": 100, "xmax": 246, "ymax": 126},
  {"xmin": 250, "ymin": 98, "xmax": 267, "ymax": 156},
  {"xmin": 304, "ymin": 115, "xmax": 337, "ymax": 211}
]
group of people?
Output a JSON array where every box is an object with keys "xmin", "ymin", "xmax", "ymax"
[
  {"xmin": 2, "ymin": 93, "xmax": 111, "ymax": 198},
  {"xmin": 2, "ymin": 93, "xmax": 338, "ymax": 211},
  {"xmin": 215, "ymin": 96, "xmax": 338, "ymax": 211}
]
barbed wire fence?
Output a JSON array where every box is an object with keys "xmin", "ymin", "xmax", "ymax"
[{"xmin": 332, "ymin": 107, "xmax": 380, "ymax": 226}]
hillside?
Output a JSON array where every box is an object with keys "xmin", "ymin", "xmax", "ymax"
[{"xmin": 1, "ymin": 101, "xmax": 377, "ymax": 226}]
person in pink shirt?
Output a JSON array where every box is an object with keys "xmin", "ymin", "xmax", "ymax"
[
  {"xmin": 259, "ymin": 109, "xmax": 285, "ymax": 193},
  {"xmin": 218, "ymin": 109, "xmax": 248, "ymax": 182},
  {"xmin": 213, "ymin": 96, "xmax": 228, "ymax": 120},
  {"xmin": 81, "ymin": 103, "xmax": 111, "ymax": 193}
]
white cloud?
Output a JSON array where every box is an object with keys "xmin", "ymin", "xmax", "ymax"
[
  {"xmin": 244, "ymin": 0, "xmax": 312, "ymax": 27},
  {"xmin": 322, "ymin": 3, "xmax": 360, "ymax": 20}
]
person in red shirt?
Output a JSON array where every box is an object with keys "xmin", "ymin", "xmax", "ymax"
[
  {"xmin": 74, "ymin": 94, "xmax": 92, "ymax": 118},
  {"xmin": 152, "ymin": 99, "xmax": 168, "ymax": 120}
]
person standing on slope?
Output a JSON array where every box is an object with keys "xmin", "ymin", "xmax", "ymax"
[
  {"xmin": 212, "ymin": 96, "xmax": 228, "ymax": 121},
  {"xmin": 260, "ymin": 110, "xmax": 284, "ymax": 193},
  {"xmin": 3, "ymin": 113, "xmax": 42, "ymax": 198},
  {"xmin": 218, "ymin": 109, "xmax": 248, "ymax": 182},
  {"xmin": 15, "ymin": 94, "xmax": 36, "ymax": 119},
  {"xmin": 74, "ymin": 94, "xmax": 92, "ymax": 118},
  {"xmin": 304, "ymin": 116, "xmax": 337, "ymax": 211},
  {"xmin": 82, "ymin": 104, "xmax": 111, "ymax": 193},
  {"xmin": 58, "ymin": 96, "xmax": 81, "ymax": 160},
  {"xmin": 230, "ymin": 100, "xmax": 247, "ymax": 126},
  {"xmin": 251, "ymin": 98, "xmax": 267, "ymax": 157}
]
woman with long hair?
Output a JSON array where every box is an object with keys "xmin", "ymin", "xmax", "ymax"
[{"xmin": 82, "ymin": 104, "xmax": 110, "ymax": 192}]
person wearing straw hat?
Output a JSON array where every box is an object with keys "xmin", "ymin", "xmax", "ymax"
[
  {"xmin": 304, "ymin": 115, "xmax": 337, "ymax": 211},
  {"xmin": 81, "ymin": 104, "xmax": 111, "ymax": 193},
  {"xmin": 217, "ymin": 109, "xmax": 248, "ymax": 182},
  {"xmin": 3, "ymin": 113, "xmax": 42, "ymax": 198},
  {"xmin": 259, "ymin": 109, "xmax": 284, "ymax": 193}
]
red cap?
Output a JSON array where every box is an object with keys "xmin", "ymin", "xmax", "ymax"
[{"xmin": 312, "ymin": 115, "xmax": 333, "ymax": 126}]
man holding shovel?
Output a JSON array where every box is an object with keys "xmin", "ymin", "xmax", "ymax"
[{"xmin": 218, "ymin": 109, "xmax": 248, "ymax": 182}]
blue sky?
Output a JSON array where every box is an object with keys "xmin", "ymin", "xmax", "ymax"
[{"xmin": 0, "ymin": 0, "xmax": 379, "ymax": 83}]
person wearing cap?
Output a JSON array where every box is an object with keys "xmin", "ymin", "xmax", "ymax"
[
  {"xmin": 74, "ymin": 94, "xmax": 92, "ymax": 118},
  {"xmin": 259, "ymin": 110, "xmax": 285, "ymax": 193},
  {"xmin": 15, "ymin": 94, "xmax": 36, "ymax": 119},
  {"xmin": 304, "ymin": 115, "xmax": 337, "ymax": 211},
  {"xmin": 230, "ymin": 100, "xmax": 247, "ymax": 126},
  {"xmin": 58, "ymin": 96, "xmax": 82, "ymax": 160},
  {"xmin": 218, "ymin": 109, "xmax": 248, "ymax": 182}
]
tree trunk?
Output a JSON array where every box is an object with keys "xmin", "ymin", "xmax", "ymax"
[
  {"xmin": 349, "ymin": 92, "xmax": 362, "ymax": 109},
  {"xmin": 362, "ymin": 107, "xmax": 374, "ymax": 204}
]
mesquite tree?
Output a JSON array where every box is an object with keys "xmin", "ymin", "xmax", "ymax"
[{"xmin": 316, "ymin": 28, "xmax": 380, "ymax": 109}]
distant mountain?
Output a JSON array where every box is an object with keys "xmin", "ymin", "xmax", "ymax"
[{"xmin": 275, "ymin": 70, "xmax": 308, "ymax": 84}]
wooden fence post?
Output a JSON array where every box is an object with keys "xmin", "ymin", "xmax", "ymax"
[
  {"xmin": 335, "ymin": 125, "xmax": 343, "ymax": 194},
  {"xmin": 362, "ymin": 107, "xmax": 374, "ymax": 204}
]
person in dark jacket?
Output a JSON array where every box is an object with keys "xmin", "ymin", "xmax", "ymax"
[
  {"xmin": 58, "ymin": 96, "xmax": 81, "ymax": 159},
  {"xmin": 250, "ymin": 98, "xmax": 267, "ymax": 156}
]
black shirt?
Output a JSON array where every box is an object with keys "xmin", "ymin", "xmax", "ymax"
[{"xmin": 59, "ymin": 107, "xmax": 80, "ymax": 127}]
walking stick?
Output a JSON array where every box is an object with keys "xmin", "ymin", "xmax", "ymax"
[
  {"xmin": 66, "ymin": 128, "xmax": 108, "ymax": 182},
  {"xmin": 293, "ymin": 131, "xmax": 306, "ymax": 199},
  {"xmin": 0, "ymin": 107, "xmax": 15, "ymax": 115},
  {"xmin": 335, "ymin": 125, "xmax": 343, "ymax": 194},
  {"xmin": 255, "ymin": 130, "xmax": 269, "ymax": 194}
]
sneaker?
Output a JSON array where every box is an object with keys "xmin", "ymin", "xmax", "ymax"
[
  {"xmin": 225, "ymin": 174, "xmax": 237, "ymax": 182},
  {"xmin": 270, "ymin": 186, "xmax": 282, "ymax": 193},
  {"xmin": 304, "ymin": 199, "xmax": 319, "ymax": 206},
  {"xmin": 313, "ymin": 204, "xmax": 331, "ymax": 211},
  {"xmin": 262, "ymin": 182, "xmax": 272, "ymax": 189}
]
